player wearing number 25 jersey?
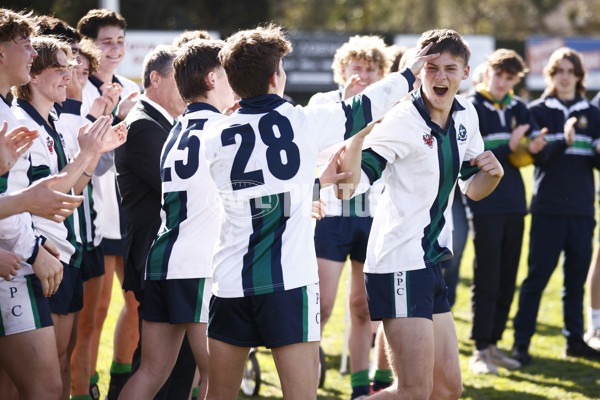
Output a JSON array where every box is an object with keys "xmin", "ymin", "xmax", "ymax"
[{"xmin": 201, "ymin": 47, "xmax": 415, "ymax": 299}]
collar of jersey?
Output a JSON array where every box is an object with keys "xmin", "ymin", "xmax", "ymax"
[
  {"xmin": 89, "ymin": 74, "xmax": 122, "ymax": 94},
  {"xmin": 543, "ymin": 95, "xmax": 589, "ymax": 115},
  {"xmin": 0, "ymin": 93, "xmax": 10, "ymax": 107},
  {"xmin": 410, "ymin": 87, "xmax": 464, "ymax": 135},
  {"xmin": 238, "ymin": 94, "xmax": 287, "ymax": 114},
  {"xmin": 476, "ymin": 83, "xmax": 514, "ymax": 109},
  {"xmin": 15, "ymin": 98, "xmax": 59, "ymax": 135},
  {"xmin": 185, "ymin": 102, "xmax": 220, "ymax": 115}
]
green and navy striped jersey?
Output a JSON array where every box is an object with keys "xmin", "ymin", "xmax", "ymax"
[
  {"xmin": 202, "ymin": 70, "xmax": 415, "ymax": 297},
  {"xmin": 360, "ymin": 89, "xmax": 484, "ymax": 273}
]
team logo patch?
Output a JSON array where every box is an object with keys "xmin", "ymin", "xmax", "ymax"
[
  {"xmin": 511, "ymin": 116, "xmax": 517, "ymax": 130},
  {"xmin": 423, "ymin": 133, "xmax": 434, "ymax": 148},
  {"xmin": 457, "ymin": 124, "xmax": 467, "ymax": 142},
  {"xmin": 578, "ymin": 115, "xmax": 588, "ymax": 129},
  {"xmin": 46, "ymin": 137, "xmax": 54, "ymax": 154}
]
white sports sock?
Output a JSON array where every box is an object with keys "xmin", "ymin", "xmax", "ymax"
[{"xmin": 589, "ymin": 308, "xmax": 600, "ymax": 332}]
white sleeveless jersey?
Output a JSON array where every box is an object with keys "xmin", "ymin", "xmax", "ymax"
[
  {"xmin": 202, "ymin": 69, "xmax": 415, "ymax": 298},
  {"xmin": 309, "ymin": 89, "xmax": 384, "ymax": 217},
  {"xmin": 145, "ymin": 103, "xmax": 224, "ymax": 280},
  {"xmin": 0, "ymin": 100, "xmax": 37, "ymax": 277},
  {"xmin": 12, "ymin": 100, "xmax": 82, "ymax": 268}
]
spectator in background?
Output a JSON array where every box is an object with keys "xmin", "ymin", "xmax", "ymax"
[
  {"xmin": 512, "ymin": 47, "xmax": 600, "ymax": 364},
  {"xmin": 466, "ymin": 49, "xmax": 543, "ymax": 375}
]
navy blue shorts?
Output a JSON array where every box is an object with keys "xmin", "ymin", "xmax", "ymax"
[
  {"xmin": 365, "ymin": 264, "xmax": 450, "ymax": 321},
  {"xmin": 102, "ymin": 238, "xmax": 124, "ymax": 256},
  {"xmin": 49, "ymin": 263, "xmax": 84, "ymax": 315},
  {"xmin": 207, "ymin": 283, "xmax": 321, "ymax": 349},
  {"xmin": 314, "ymin": 216, "xmax": 373, "ymax": 263},
  {"xmin": 80, "ymin": 245, "xmax": 105, "ymax": 281},
  {"xmin": 143, "ymin": 278, "xmax": 212, "ymax": 324}
]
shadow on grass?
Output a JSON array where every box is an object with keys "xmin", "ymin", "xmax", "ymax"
[
  {"xmin": 462, "ymin": 385, "xmax": 548, "ymax": 400},
  {"xmin": 508, "ymin": 355, "xmax": 600, "ymax": 399}
]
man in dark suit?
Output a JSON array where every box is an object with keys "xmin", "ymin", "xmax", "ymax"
[{"xmin": 114, "ymin": 45, "xmax": 195, "ymax": 400}]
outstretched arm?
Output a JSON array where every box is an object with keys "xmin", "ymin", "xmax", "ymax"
[{"xmin": 0, "ymin": 173, "xmax": 83, "ymax": 221}]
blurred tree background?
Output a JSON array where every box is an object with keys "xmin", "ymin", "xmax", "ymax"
[{"xmin": 6, "ymin": 0, "xmax": 600, "ymax": 38}]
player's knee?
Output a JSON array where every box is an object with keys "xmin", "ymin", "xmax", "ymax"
[
  {"xmin": 348, "ymin": 296, "xmax": 370, "ymax": 322},
  {"xmin": 320, "ymin": 300, "xmax": 335, "ymax": 323},
  {"xmin": 432, "ymin": 380, "xmax": 463, "ymax": 400},
  {"xmin": 77, "ymin": 316, "xmax": 96, "ymax": 337},
  {"xmin": 25, "ymin": 371, "xmax": 62, "ymax": 398},
  {"xmin": 95, "ymin": 299, "xmax": 111, "ymax": 321},
  {"xmin": 394, "ymin": 380, "xmax": 434, "ymax": 400}
]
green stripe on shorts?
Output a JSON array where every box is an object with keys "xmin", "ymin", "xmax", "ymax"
[
  {"xmin": 195, "ymin": 278, "xmax": 206, "ymax": 323},
  {"xmin": 25, "ymin": 275, "xmax": 41, "ymax": 329},
  {"xmin": 302, "ymin": 286, "xmax": 308, "ymax": 342}
]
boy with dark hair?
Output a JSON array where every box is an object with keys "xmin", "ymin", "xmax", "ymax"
[
  {"xmin": 118, "ymin": 38, "xmax": 229, "ymax": 400},
  {"xmin": 466, "ymin": 48, "xmax": 545, "ymax": 374},
  {"xmin": 201, "ymin": 24, "xmax": 435, "ymax": 400},
  {"xmin": 512, "ymin": 47, "xmax": 600, "ymax": 364},
  {"xmin": 337, "ymin": 29, "xmax": 504, "ymax": 399}
]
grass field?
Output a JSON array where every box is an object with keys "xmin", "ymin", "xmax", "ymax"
[{"xmin": 95, "ymin": 166, "xmax": 600, "ymax": 399}]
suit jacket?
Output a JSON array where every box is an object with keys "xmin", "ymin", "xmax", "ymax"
[{"xmin": 116, "ymin": 99, "xmax": 173, "ymax": 292}]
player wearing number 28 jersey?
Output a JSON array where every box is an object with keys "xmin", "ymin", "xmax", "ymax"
[{"xmin": 201, "ymin": 65, "xmax": 416, "ymax": 299}]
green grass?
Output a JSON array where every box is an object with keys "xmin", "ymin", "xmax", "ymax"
[{"xmin": 96, "ymin": 166, "xmax": 600, "ymax": 399}]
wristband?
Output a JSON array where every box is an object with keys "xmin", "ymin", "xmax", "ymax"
[
  {"xmin": 83, "ymin": 170, "xmax": 94, "ymax": 178},
  {"xmin": 26, "ymin": 235, "xmax": 47, "ymax": 265}
]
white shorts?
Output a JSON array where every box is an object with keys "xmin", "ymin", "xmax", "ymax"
[{"xmin": 0, "ymin": 274, "xmax": 53, "ymax": 336}]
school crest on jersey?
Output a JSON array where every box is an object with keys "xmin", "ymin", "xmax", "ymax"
[
  {"xmin": 423, "ymin": 133, "xmax": 434, "ymax": 148},
  {"xmin": 578, "ymin": 115, "xmax": 588, "ymax": 129},
  {"xmin": 58, "ymin": 133, "xmax": 66, "ymax": 150},
  {"xmin": 457, "ymin": 124, "xmax": 467, "ymax": 143},
  {"xmin": 511, "ymin": 116, "xmax": 517, "ymax": 130},
  {"xmin": 46, "ymin": 136, "xmax": 54, "ymax": 154}
]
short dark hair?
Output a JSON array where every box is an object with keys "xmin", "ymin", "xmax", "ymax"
[
  {"xmin": 35, "ymin": 15, "xmax": 80, "ymax": 44},
  {"xmin": 174, "ymin": 39, "xmax": 223, "ymax": 103},
  {"xmin": 14, "ymin": 36, "xmax": 72, "ymax": 102},
  {"xmin": 417, "ymin": 29, "xmax": 470, "ymax": 67},
  {"xmin": 486, "ymin": 49, "xmax": 528, "ymax": 77},
  {"xmin": 173, "ymin": 30, "xmax": 211, "ymax": 47},
  {"xmin": 142, "ymin": 45, "xmax": 177, "ymax": 89},
  {"xmin": 219, "ymin": 23, "xmax": 291, "ymax": 99},
  {"xmin": 0, "ymin": 8, "xmax": 35, "ymax": 42},
  {"xmin": 77, "ymin": 9, "xmax": 126, "ymax": 40}
]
